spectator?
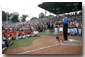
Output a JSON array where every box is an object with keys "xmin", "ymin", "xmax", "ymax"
[
  {"xmin": 32, "ymin": 29, "xmax": 39, "ymax": 36},
  {"xmin": 26, "ymin": 29, "xmax": 32, "ymax": 37},
  {"xmin": 48, "ymin": 22, "xmax": 53, "ymax": 32}
]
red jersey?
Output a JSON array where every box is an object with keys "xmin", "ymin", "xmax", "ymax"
[
  {"xmin": 27, "ymin": 30, "xmax": 31, "ymax": 34},
  {"xmin": 8, "ymin": 30, "xmax": 12, "ymax": 34},
  {"xmin": 12, "ymin": 30, "xmax": 18, "ymax": 37},
  {"xmin": 2, "ymin": 30, "xmax": 5, "ymax": 35},
  {"xmin": 33, "ymin": 27, "xmax": 36, "ymax": 30},
  {"xmin": 19, "ymin": 31, "xmax": 25, "ymax": 35},
  {"xmin": 5, "ymin": 33, "xmax": 10, "ymax": 39},
  {"xmin": 25, "ymin": 30, "xmax": 27, "ymax": 35}
]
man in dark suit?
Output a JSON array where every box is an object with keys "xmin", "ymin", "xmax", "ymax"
[{"xmin": 48, "ymin": 22, "xmax": 53, "ymax": 32}]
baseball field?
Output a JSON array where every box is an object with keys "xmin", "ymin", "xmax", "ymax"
[{"xmin": 2, "ymin": 32, "xmax": 82, "ymax": 54}]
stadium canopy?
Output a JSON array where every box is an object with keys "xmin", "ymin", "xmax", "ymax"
[{"xmin": 38, "ymin": 2, "xmax": 82, "ymax": 15}]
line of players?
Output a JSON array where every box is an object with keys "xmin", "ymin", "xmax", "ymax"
[
  {"xmin": 54, "ymin": 21, "xmax": 82, "ymax": 36},
  {"xmin": 2, "ymin": 27, "xmax": 39, "ymax": 49}
]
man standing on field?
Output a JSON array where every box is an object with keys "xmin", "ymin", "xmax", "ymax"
[{"xmin": 62, "ymin": 14, "xmax": 70, "ymax": 41}]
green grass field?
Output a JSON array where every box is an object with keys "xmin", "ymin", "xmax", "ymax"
[
  {"xmin": 8, "ymin": 32, "xmax": 57, "ymax": 49},
  {"xmin": 39, "ymin": 32, "xmax": 57, "ymax": 36},
  {"xmin": 8, "ymin": 36, "xmax": 39, "ymax": 49}
]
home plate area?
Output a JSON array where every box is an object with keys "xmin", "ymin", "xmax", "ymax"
[{"xmin": 3, "ymin": 35, "xmax": 82, "ymax": 54}]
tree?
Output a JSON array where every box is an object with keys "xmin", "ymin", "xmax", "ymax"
[
  {"xmin": 45, "ymin": 15, "xmax": 54, "ymax": 18},
  {"xmin": 21, "ymin": 14, "xmax": 28, "ymax": 22},
  {"xmin": 2, "ymin": 11, "xmax": 6, "ymax": 21},
  {"xmin": 2, "ymin": 11, "xmax": 10, "ymax": 21},
  {"xmin": 31, "ymin": 17, "xmax": 37, "ymax": 20},
  {"xmin": 39, "ymin": 12, "xmax": 45, "ymax": 18},
  {"xmin": 11, "ymin": 12, "xmax": 19, "ymax": 22},
  {"xmin": 48, "ymin": 15, "xmax": 54, "ymax": 17}
]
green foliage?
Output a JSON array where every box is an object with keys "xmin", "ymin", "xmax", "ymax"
[
  {"xmin": 39, "ymin": 12, "xmax": 54, "ymax": 18},
  {"xmin": 2, "ymin": 11, "xmax": 19, "ymax": 22},
  {"xmin": 31, "ymin": 17, "xmax": 37, "ymax": 20},
  {"xmin": 44, "ymin": 15, "xmax": 54, "ymax": 18},
  {"xmin": 2, "ymin": 11, "xmax": 6, "ymax": 21},
  {"xmin": 48, "ymin": 15, "xmax": 54, "ymax": 17},
  {"xmin": 39, "ymin": 12, "xmax": 45, "ymax": 18},
  {"xmin": 21, "ymin": 14, "xmax": 28, "ymax": 22},
  {"xmin": 2, "ymin": 11, "xmax": 10, "ymax": 21},
  {"xmin": 11, "ymin": 15, "xmax": 19, "ymax": 22}
]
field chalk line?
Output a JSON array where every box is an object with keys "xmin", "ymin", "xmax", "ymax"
[{"xmin": 18, "ymin": 43, "xmax": 82, "ymax": 54}]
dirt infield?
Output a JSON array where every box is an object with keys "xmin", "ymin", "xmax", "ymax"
[{"xmin": 3, "ymin": 35, "xmax": 82, "ymax": 54}]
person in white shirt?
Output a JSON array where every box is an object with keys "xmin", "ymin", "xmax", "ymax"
[{"xmin": 32, "ymin": 29, "xmax": 39, "ymax": 36}]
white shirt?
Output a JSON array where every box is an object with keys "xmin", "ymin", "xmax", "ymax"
[{"xmin": 33, "ymin": 31, "xmax": 38, "ymax": 35}]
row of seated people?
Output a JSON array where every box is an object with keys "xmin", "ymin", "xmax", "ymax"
[
  {"xmin": 68, "ymin": 21, "xmax": 82, "ymax": 35},
  {"xmin": 2, "ymin": 28, "xmax": 39, "ymax": 49}
]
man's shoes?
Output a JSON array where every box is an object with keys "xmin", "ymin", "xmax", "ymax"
[
  {"xmin": 63, "ymin": 39, "xmax": 68, "ymax": 42},
  {"xmin": 56, "ymin": 37, "xmax": 59, "ymax": 40},
  {"xmin": 64, "ymin": 39, "xmax": 68, "ymax": 41}
]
